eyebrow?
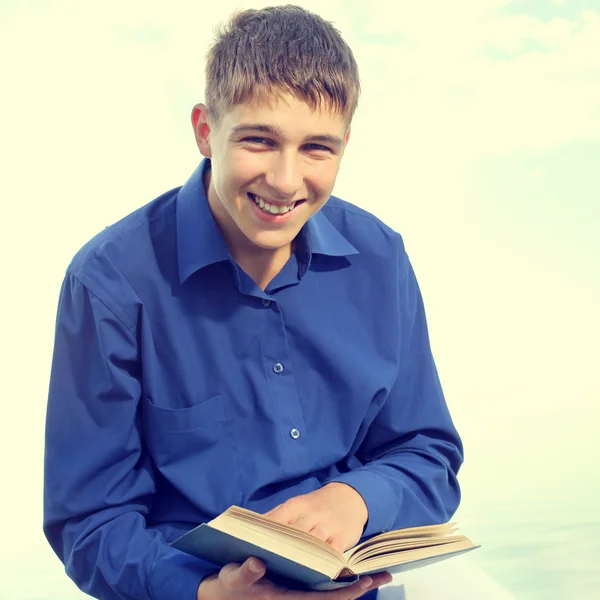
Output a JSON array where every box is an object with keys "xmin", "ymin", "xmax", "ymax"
[{"xmin": 230, "ymin": 124, "xmax": 344, "ymax": 149}]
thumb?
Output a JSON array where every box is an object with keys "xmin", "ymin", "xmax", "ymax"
[{"xmin": 222, "ymin": 558, "xmax": 266, "ymax": 592}]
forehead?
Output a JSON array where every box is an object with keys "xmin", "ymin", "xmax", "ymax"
[{"xmin": 220, "ymin": 91, "xmax": 348, "ymax": 136}]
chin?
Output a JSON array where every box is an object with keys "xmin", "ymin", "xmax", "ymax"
[{"xmin": 246, "ymin": 229, "xmax": 297, "ymax": 251}]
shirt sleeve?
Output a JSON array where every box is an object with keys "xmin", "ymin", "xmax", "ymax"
[
  {"xmin": 43, "ymin": 273, "xmax": 218, "ymax": 600},
  {"xmin": 327, "ymin": 251, "xmax": 463, "ymax": 538}
]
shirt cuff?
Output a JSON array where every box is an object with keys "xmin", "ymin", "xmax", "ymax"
[
  {"xmin": 150, "ymin": 546, "xmax": 219, "ymax": 600},
  {"xmin": 326, "ymin": 468, "xmax": 398, "ymax": 538}
]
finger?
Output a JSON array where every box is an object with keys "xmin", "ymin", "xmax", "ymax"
[
  {"xmin": 220, "ymin": 557, "xmax": 266, "ymax": 592},
  {"xmin": 289, "ymin": 515, "xmax": 316, "ymax": 532},
  {"xmin": 286, "ymin": 576, "xmax": 374, "ymax": 600},
  {"xmin": 266, "ymin": 503, "xmax": 296, "ymax": 524},
  {"xmin": 307, "ymin": 526, "xmax": 346, "ymax": 553},
  {"xmin": 356, "ymin": 571, "xmax": 393, "ymax": 594},
  {"xmin": 305, "ymin": 525, "xmax": 347, "ymax": 554},
  {"xmin": 338, "ymin": 576, "xmax": 374, "ymax": 599},
  {"xmin": 327, "ymin": 536, "xmax": 346, "ymax": 554},
  {"xmin": 321, "ymin": 573, "xmax": 393, "ymax": 600},
  {"xmin": 264, "ymin": 503, "xmax": 282, "ymax": 518},
  {"xmin": 308, "ymin": 524, "xmax": 330, "ymax": 542},
  {"xmin": 372, "ymin": 571, "xmax": 393, "ymax": 587}
]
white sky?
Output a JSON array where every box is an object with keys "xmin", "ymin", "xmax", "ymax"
[{"xmin": 0, "ymin": 1, "xmax": 598, "ymax": 598}]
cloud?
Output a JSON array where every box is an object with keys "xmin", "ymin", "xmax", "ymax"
[{"xmin": 347, "ymin": 2, "xmax": 600, "ymax": 155}]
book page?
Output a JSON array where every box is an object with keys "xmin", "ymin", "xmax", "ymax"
[
  {"xmin": 350, "ymin": 538, "xmax": 478, "ymax": 573},
  {"xmin": 222, "ymin": 507, "xmax": 341, "ymax": 557},
  {"xmin": 343, "ymin": 522, "xmax": 457, "ymax": 561},
  {"xmin": 349, "ymin": 535, "xmax": 470, "ymax": 563},
  {"xmin": 209, "ymin": 506, "xmax": 344, "ymax": 577}
]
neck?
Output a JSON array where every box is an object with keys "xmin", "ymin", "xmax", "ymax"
[{"xmin": 234, "ymin": 243, "xmax": 293, "ymax": 291}]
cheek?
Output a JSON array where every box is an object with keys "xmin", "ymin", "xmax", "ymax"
[
  {"xmin": 310, "ymin": 167, "xmax": 339, "ymax": 199},
  {"xmin": 214, "ymin": 165, "xmax": 246, "ymax": 202},
  {"xmin": 226, "ymin": 155, "xmax": 263, "ymax": 192}
]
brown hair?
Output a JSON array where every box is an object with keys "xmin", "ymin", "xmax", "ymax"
[{"xmin": 204, "ymin": 5, "xmax": 360, "ymax": 125}]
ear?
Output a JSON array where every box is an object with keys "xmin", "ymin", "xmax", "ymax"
[
  {"xmin": 344, "ymin": 127, "xmax": 351, "ymax": 148},
  {"xmin": 191, "ymin": 104, "xmax": 212, "ymax": 158}
]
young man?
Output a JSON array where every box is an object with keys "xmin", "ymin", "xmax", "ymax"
[{"xmin": 44, "ymin": 6, "xmax": 463, "ymax": 600}]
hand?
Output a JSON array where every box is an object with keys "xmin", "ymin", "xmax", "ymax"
[
  {"xmin": 196, "ymin": 557, "xmax": 392, "ymax": 600},
  {"xmin": 265, "ymin": 483, "xmax": 369, "ymax": 553}
]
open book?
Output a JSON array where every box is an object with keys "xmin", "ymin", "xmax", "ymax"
[{"xmin": 171, "ymin": 506, "xmax": 480, "ymax": 591}]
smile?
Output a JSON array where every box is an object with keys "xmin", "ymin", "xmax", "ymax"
[{"xmin": 248, "ymin": 193, "xmax": 303, "ymax": 215}]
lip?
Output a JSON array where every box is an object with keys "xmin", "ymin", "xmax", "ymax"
[{"xmin": 247, "ymin": 193, "xmax": 304, "ymax": 224}]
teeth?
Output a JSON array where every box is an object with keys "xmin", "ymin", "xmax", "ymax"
[{"xmin": 251, "ymin": 194, "xmax": 296, "ymax": 215}]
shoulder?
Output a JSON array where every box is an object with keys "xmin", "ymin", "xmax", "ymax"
[
  {"xmin": 67, "ymin": 187, "xmax": 179, "ymax": 281},
  {"xmin": 63, "ymin": 187, "xmax": 180, "ymax": 327}
]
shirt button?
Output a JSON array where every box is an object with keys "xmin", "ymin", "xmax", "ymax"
[
  {"xmin": 262, "ymin": 299, "xmax": 271, "ymax": 307},
  {"xmin": 290, "ymin": 428, "xmax": 301, "ymax": 439},
  {"xmin": 273, "ymin": 362, "xmax": 284, "ymax": 374}
]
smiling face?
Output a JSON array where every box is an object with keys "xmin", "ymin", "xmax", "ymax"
[{"xmin": 192, "ymin": 92, "xmax": 351, "ymax": 263}]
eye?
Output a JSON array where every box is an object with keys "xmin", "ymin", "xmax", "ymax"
[
  {"xmin": 242, "ymin": 137, "xmax": 272, "ymax": 145},
  {"xmin": 304, "ymin": 143, "xmax": 333, "ymax": 153}
]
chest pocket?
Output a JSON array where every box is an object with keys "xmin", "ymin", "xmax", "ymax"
[{"xmin": 142, "ymin": 394, "xmax": 243, "ymax": 514}]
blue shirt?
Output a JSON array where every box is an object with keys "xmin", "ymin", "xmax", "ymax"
[{"xmin": 44, "ymin": 158, "xmax": 463, "ymax": 600}]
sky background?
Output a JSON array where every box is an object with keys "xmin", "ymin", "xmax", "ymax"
[{"xmin": 0, "ymin": 1, "xmax": 598, "ymax": 599}]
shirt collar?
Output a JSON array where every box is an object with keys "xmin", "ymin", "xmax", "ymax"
[
  {"xmin": 177, "ymin": 159, "xmax": 231, "ymax": 283},
  {"xmin": 302, "ymin": 208, "xmax": 359, "ymax": 258},
  {"xmin": 176, "ymin": 158, "xmax": 359, "ymax": 283}
]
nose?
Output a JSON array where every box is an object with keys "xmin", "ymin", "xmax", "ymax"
[{"xmin": 264, "ymin": 151, "xmax": 303, "ymax": 199}]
